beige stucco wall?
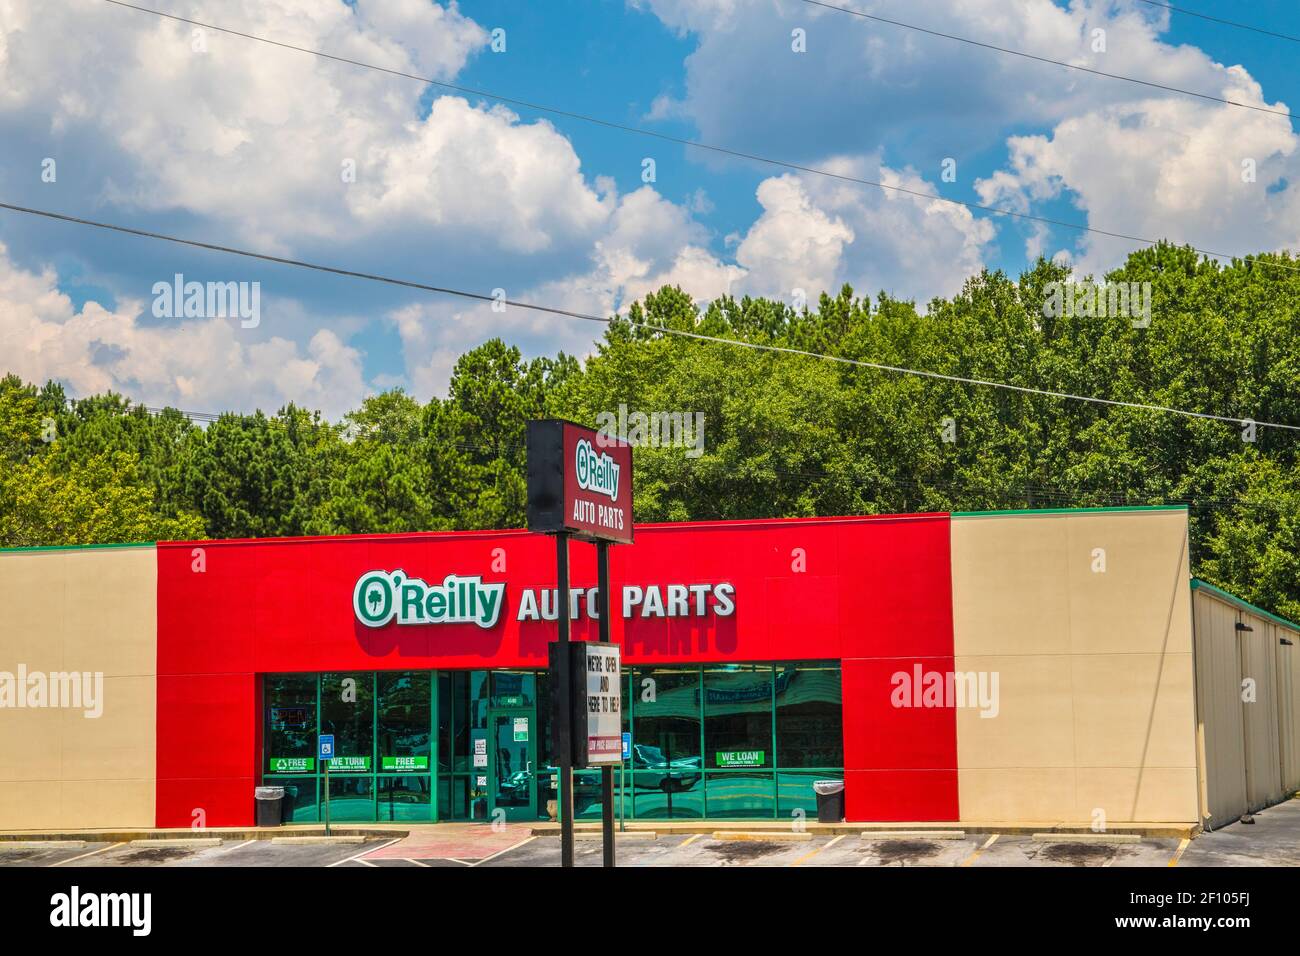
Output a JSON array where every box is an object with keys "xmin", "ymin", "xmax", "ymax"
[
  {"xmin": 0, "ymin": 546, "xmax": 156, "ymax": 830},
  {"xmin": 951, "ymin": 509, "xmax": 1198, "ymax": 824}
]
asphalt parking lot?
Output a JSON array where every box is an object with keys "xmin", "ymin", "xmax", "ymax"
[{"xmin": 3, "ymin": 798, "xmax": 1298, "ymax": 867}]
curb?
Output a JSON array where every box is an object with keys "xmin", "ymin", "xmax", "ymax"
[
  {"xmin": 1031, "ymin": 833, "xmax": 1142, "ymax": 844},
  {"xmin": 574, "ymin": 831, "xmax": 656, "ymax": 841},
  {"xmin": 861, "ymin": 830, "xmax": 966, "ymax": 840},
  {"xmin": 710, "ymin": 831, "xmax": 812, "ymax": 842}
]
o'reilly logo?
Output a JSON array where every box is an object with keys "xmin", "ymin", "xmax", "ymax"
[
  {"xmin": 353, "ymin": 570, "xmax": 504, "ymax": 629},
  {"xmin": 50, "ymin": 886, "xmax": 151, "ymax": 936},
  {"xmin": 575, "ymin": 437, "xmax": 620, "ymax": 502}
]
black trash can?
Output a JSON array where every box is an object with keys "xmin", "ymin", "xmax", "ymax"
[
  {"xmin": 813, "ymin": 779, "xmax": 844, "ymax": 823},
  {"xmin": 255, "ymin": 786, "xmax": 285, "ymax": 826}
]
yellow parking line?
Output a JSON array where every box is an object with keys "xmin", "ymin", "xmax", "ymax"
[
  {"xmin": 680, "ymin": 834, "xmax": 703, "ymax": 847},
  {"xmin": 791, "ymin": 833, "xmax": 843, "ymax": 866},
  {"xmin": 1167, "ymin": 838, "xmax": 1190, "ymax": 867},
  {"xmin": 959, "ymin": 833, "xmax": 999, "ymax": 867}
]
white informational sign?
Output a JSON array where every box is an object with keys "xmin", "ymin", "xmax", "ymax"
[
  {"xmin": 584, "ymin": 643, "xmax": 622, "ymax": 766},
  {"xmin": 473, "ymin": 737, "xmax": 488, "ymax": 768}
]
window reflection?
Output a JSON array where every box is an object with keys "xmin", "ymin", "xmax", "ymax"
[
  {"xmin": 378, "ymin": 671, "xmax": 430, "ymax": 771},
  {"xmin": 775, "ymin": 663, "xmax": 843, "ymax": 768},
  {"xmin": 265, "ymin": 674, "xmax": 316, "ymax": 774},
  {"xmin": 704, "ymin": 664, "xmax": 773, "ymax": 770},
  {"xmin": 321, "ymin": 672, "xmax": 374, "ymax": 772}
]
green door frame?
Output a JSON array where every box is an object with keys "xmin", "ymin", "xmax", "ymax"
[{"xmin": 487, "ymin": 706, "xmax": 538, "ymax": 822}]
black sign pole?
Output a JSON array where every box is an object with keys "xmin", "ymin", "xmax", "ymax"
[
  {"xmin": 556, "ymin": 531, "xmax": 575, "ymax": 868},
  {"xmin": 597, "ymin": 539, "xmax": 616, "ymax": 868}
]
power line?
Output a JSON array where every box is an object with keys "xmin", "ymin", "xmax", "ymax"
[
  {"xmin": 796, "ymin": 0, "xmax": 1297, "ymax": 123},
  {"xmin": 1133, "ymin": 0, "xmax": 1300, "ymax": 45},
  {"xmin": 96, "ymin": 0, "xmax": 1300, "ymax": 272},
  {"xmin": 4, "ymin": 198, "xmax": 1298, "ymax": 434}
]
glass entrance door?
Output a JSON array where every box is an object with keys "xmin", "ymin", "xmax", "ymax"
[{"xmin": 488, "ymin": 709, "xmax": 537, "ymax": 821}]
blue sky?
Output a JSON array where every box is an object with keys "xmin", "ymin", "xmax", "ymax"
[{"xmin": 1, "ymin": 0, "xmax": 1298, "ymax": 417}]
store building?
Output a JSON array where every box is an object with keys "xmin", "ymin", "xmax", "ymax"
[{"xmin": 1, "ymin": 505, "xmax": 1296, "ymax": 832}]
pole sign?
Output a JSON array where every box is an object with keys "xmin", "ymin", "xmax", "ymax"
[
  {"xmin": 318, "ymin": 735, "xmax": 334, "ymax": 761},
  {"xmin": 526, "ymin": 419, "xmax": 634, "ymax": 544}
]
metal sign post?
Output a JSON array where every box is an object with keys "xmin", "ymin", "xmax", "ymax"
[
  {"xmin": 597, "ymin": 539, "xmax": 616, "ymax": 868},
  {"xmin": 555, "ymin": 532, "xmax": 575, "ymax": 868},
  {"xmin": 318, "ymin": 734, "xmax": 334, "ymax": 837}
]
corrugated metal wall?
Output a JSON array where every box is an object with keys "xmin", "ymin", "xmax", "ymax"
[
  {"xmin": 1192, "ymin": 589, "xmax": 1247, "ymax": 829},
  {"xmin": 1192, "ymin": 583, "xmax": 1299, "ymax": 829}
]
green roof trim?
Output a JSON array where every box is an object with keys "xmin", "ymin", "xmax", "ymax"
[
  {"xmin": 953, "ymin": 505, "xmax": 1189, "ymax": 518},
  {"xmin": 0, "ymin": 541, "xmax": 156, "ymax": 554},
  {"xmin": 1190, "ymin": 579, "xmax": 1300, "ymax": 634}
]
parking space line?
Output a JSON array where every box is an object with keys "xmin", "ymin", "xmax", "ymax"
[
  {"xmin": 1167, "ymin": 838, "xmax": 1190, "ymax": 867},
  {"xmin": 959, "ymin": 833, "xmax": 999, "ymax": 867},
  {"xmin": 49, "ymin": 842, "xmax": 124, "ymax": 867},
  {"xmin": 679, "ymin": 834, "xmax": 703, "ymax": 847},
  {"xmin": 405, "ymin": 858, "xmax": 430, "ymax": 867},
  {"xmin": 471, "ymin": 835, "xmax": 536, "ymax": 866},
  {"xmin": 327, "ymin": 837, "xmax": 400, "ymax": 868},
  {"xmin": 791, "ymin": 834, "xmax": 843, "ymax": 866},
  {"xmin": 230, "ymin": 839, "xmax": 257, "ymax": 851}
]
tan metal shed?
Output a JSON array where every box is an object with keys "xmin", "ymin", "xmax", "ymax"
[{"xmin": 1191, "ymin": 580, "xmax": 1299, "ymax": 829}]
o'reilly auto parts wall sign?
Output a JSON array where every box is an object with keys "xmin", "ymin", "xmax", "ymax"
[
  {"xmin": 353, "ymin": 570, "xmax": 734, "ymax": 628},
  {"xmin": 526, "ymin": 419, "xmax": 634, "ymax": 544}
]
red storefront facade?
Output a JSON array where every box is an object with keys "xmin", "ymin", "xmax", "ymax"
[{"xmin": 155, "ymin": 513, "xmax": 955, "ymax": 827}]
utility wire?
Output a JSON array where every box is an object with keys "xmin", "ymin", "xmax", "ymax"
[
  {"xmin": 97, "ymin": 0, "xmax": 1300, "ymax": 272},
  {"xmin": 4, "ymin": 198, "xmax": 1298, "ymax": 433},
  {"xmin": 796, "ymin": 0, "xmax": 1297, "ymax": 122},
  {"xmin": 1133, "ymin": 0, "xmax": 1300, "ymax": 45}
]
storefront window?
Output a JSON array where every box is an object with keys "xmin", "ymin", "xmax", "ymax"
[
  {"xmin": 775, "ymin": 663, "xmax": 843, "ymax": 768},
  {"xmin": 321, "ymin": 672, "xmax": 374, "ymax": 772},
  {"xmin": 437, "ymin": 672, "xmax": 453, "ymax": 772},
  {"xmin": 265, "ymin": 674, "xmax": 317, "ymax": 774},
  {"xmin": 704, "ymin": 664, "xmax": 774, "ymax": 770},
  {"xmin": 777, "ymin": 771, "xmax": 824, "ymax": 818},
  {"xmin": 491, "ymin": 670, "xmax": 535, "ymax": 707},
  {"xmin": 633, "ymin": 771, "xmax": 704, "ymax": 818},
  {"xmin": 632, "ymin": 666, "xmax": 701, "ymax": 765},
  {"xmin": 468, "ymin": 670, "xmax": 489, "ymax": 729},
  {"xmin": 705, "ymin": 771, "xmax": 775, "ymax": 819},
  {"xmin": 450, "ymin": 672, "xmax": 470, "ymax": 772},
  {"xmin": 277, "ymin": 777, "xmax": 318, "ymax": 822},
  {"xmin": 377, "ymin": 671, "xmax": 431, "ymax": 772},
  {"xmin": 261, "ymin": 660, "xmax": 842, "ymax": 824},
  {"xmin": 378, "ymin": 775, "xmax": 432, "ymax": 821},
  {"xmin": 327, "ymin": 774, "xmax": 374, "ymax": 821}
]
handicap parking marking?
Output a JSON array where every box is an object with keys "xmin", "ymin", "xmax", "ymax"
[
  {"xmin": 327, "ymin": 837, "xmax": 401, "ymax": 868},
  {"xmin": 471, "ymin": 835, "xmax": 536, "ymax": 866}
]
